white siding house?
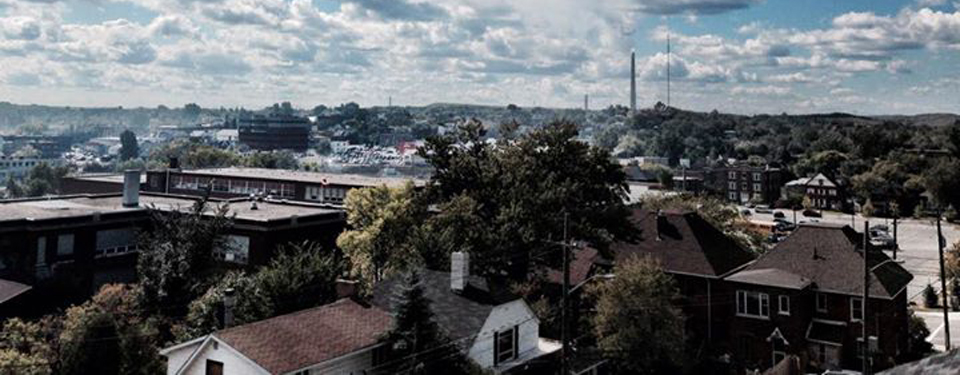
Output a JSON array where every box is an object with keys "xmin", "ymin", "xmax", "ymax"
[
  {"xmin": 467, "ymin": 299, "xmax": 551, "ymax": 371},
  {"xmin": 160, "ymin": 299, "xmax": 392, "ymax": 375}
]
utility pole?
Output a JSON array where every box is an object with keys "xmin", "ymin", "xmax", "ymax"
[
  {"xmin": 862, "ymin": 221, "xmax": 870, "ymax": 375},
  {"xmin": 938, "ymin": 209, "xmax": 951, "ymax": 350},
  {"xmin": 893, "ymin": 216, "xmax": 898, "ymax": 260},
  {"xmin": 561, "ymin": 212, "xmax": 570, "ymax": 375}
]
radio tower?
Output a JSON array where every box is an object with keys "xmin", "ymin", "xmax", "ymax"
[
  {"xmin": 630, "ymin": 50, "xmax": 637, "ymax": 115},
  {"xmin": 667, "ymin": 30, "xmax": 671, "ymax": 108}
]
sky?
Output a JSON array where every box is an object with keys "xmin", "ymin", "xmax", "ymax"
[{"xmin": 0, "ymin": 0, "xmax": 958, "ymax": 115}]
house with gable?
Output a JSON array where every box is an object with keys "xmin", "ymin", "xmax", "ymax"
[
  {"xmin": 723, "ymin": 223, "xmax": 912, "ymax": 373},
  {"xmin": 605, "ymin": 208, "xmax": 757, "ymax": 348},
  {"xmin": 160, "ymin": 298, "xmax": 393, "ymax": 375},
  {"xmin": 371, "ymin": 252, "xmax": 561, "ymax": 374}
]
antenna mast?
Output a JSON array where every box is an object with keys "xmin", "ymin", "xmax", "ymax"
[{"xmin": 667, "ymin": 29, "xmax": 671, "ymax": 108}]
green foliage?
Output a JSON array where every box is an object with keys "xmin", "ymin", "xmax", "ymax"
[
  {"xmin": 178, "ymin": 272, "xmax": 272, "ymax": 341},
  {"xmin": 59, "ymin": 284, "xmax": 163, "ymax": 375},
  {"xmin": 149, "ymin": 139, "xmax": 240, "ymax": 169},
  {"xmin": 381, "ymin": 270, "xmax": 467, "ymax": 374},
  {"xmin": 183, "ymin": 103, "xmax": 201, "ymax": 117},
  {"xmin": 256, "ymin": 241, "xmax": 344, "ymax": 315},
  {"xmin": 9, "ymin": 162, "xmax": 71, "ymax": 198},
  {"xmin": 242, "ymin": 151, "xmax": 299, "ymax": 170},
  {"xmin": 587, "ymin": 256, "xmax": 685, "ymax": 374},
  {"xmin": 902, "ymin": 310, "xmax": 934, "ymax": 362},
  {"xmin": 119, "ymin": 130, "xmax": 139, "ymax": 161},
  {"xmin": 337, "ymin": 183, "xmax": 426, "ymax": 286},
  {"xmin": 862, "ymin": 199, "xmax": 876, "ymax": 217},
  {"xmin": 136, "ymin": 199, "xmax": 233, "ymax": 318},
  {"xmin": 0, "ymin": 317, "xmax": 58, "ymax": 375},
  {"xmin": 418, "ymin": 119, "xmax": 630, "ymax": 279},
  {"xmin": 923, "ymin": 158, "xmax": 960, "ymax": 209},
  {"xmin": 4, "ymin": 175, "xmax": 23, "ymax": 199}
]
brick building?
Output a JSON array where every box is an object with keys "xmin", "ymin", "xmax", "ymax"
[
  {"xmin": 706, "ymin": 163, "xmax": 784, "ymax": 205},
  {"xmin": 724, "ymin": 223, "xmax": 912, "ymax": 373}
]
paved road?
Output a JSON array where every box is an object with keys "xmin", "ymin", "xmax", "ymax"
[
  {"xmin": 917, "ymin": 310, "xmax": 960, "ymax": 351},
  {"xmin": 745, "ymin": 208, "xmax": 960, "ymax": 304}
]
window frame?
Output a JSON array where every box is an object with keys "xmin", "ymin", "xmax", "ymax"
[
  {"xmin": 494, "ymin": 325, "xmax": 519, "ymax": 365},
  {"xmin": 778, "ymin": 295, "xmax": 790, "ymax": 316},
  {"xmin": 736, "ymin": 290, "xmax": 770, "ymax": 319},
  {"xmin": 816, "ymin": 293, "xmax": 828, "ymax": 313},
  {"xmin": 851, "ymin": 297, "xmax": 864, "ymax": 322}
]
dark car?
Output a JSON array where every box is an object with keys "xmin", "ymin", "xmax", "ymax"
[
  {"xmin": 774, "ymin": 220, "xmax": 796, "ymax": 232},
  {"xmin": 773, "ymin": 211, "xmax": 786, "ymax": 219},
  {"xmin": 802, "ymin": 209, "xmax": 822, "ymax": 218},
  {"xmin": 741, "ymin": 209, "xmax": 752, "ymax": 216}
]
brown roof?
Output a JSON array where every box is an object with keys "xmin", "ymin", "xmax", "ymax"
[
  {"xmin": 547, "ymin": 247, "xmax": 599, "ymax": 285},
  {"xmin": 610, "ymin": 209, "xmax": 755, "ymax": 278},
  {"xmin": 214, "ymin": 299, "xmax": 392, "ymax": 374},
  {"xmin": 731, "ymin": 223, "xmax": 912, "ymax": 299}
]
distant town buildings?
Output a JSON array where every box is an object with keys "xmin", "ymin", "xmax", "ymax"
[
  {"xmin": 784, "ymin": 173, "xmax": 844, "ymax": 210},
  {"xmin": 707, "ymin": 162, "xmax": 784, "ymax": 205},
  {"xmin": 238, "ymin": 114, "xmax": 312, "ymax": 152}
]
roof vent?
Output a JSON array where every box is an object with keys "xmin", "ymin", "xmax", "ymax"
[{"xmin": 451, "ymin": 251, "xmax": 469, "ymax": 293}]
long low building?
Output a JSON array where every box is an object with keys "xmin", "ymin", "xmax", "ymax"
[
  {"xmin": 63, "ymin": 167, "xmax": 425, "ymax": 205},
  {"xmin": 0, "ymin": 171, "xmax": 346, "ymax": 315}
]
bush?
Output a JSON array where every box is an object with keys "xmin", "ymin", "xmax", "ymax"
[{"xmin": 924, "ymin": 284, "xmax": 939, "ymax": 308}]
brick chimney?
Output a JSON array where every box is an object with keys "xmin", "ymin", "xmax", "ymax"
[{"xmin": 335, "ymin": 279, "xmax": 358, "ymax": 299}]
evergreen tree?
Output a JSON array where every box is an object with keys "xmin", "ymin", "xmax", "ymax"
[
  {"xmin": 383, "ymin": 270, "xmax": 461, "ymax": 374},
  {"xmin": 119, "ymin": 130, "xmax": 139, "ymax": 161},
  {"xmin": 4, "ymin": 176, "xmax": 22, "ymax": 198}
]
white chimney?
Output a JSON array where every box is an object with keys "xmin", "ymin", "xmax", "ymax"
[
  {"xmin": 451, "ymin": 251, "xmax": 469, "ymax": 293},
  {"xmin": 122, "ymin": 170, "xmax": 140, "ymax": 208},
  {"xmin": 223, "ymin": 288, "xmax": 236, "ymax": 328}
]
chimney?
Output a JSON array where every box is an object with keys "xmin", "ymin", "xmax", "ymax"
[
  {"xmin": 223, "ymin": 288, "xmax": 236, "ymax": 328},
  {"xmin": 656, "ymin": 209, "xmax": 666, "ymax": 241},
  {"xmin": 451, "ymin": 251, "xmax": 469, "ymax": 293},
  {"xmin": 335, "ymin": 279, "xmax": 358, "ymax": 299},
  {"xmin": 122, "ymin": 170, "xmax": 140, "ymax": 208}
]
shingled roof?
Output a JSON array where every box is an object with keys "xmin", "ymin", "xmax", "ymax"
[
  {"xmin": 729, "ymin": 223, "xmax": 912, "ymax": 299},
  {"xmin": 879, "ymin": 349, "xmax": 960, "ymax": 374},
  {"xmin": 610, "ymin": 209, "xmax": 755, "ymax": 278},
  {"xmin": 212, "ymin": 298, "xmax": 392, "ymax": 374},
  {"xmin": 371, "ymin": 269, "xmax": 519, "ymax": 342}
]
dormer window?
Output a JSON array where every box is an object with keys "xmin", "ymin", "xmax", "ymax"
[{"xmin": 494, "ymin": 325, "xmax": 519, "ymax": 365}]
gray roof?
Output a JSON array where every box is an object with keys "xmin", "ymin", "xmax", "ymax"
[
  {"xmin": 174, "ymin": 168, "xmax": 425, "ymax": 188},
  {"xmin": 371, "ymin": 269, "xmax": 518, "ymax": 341},
  {"xmin": 0, "ymin": 194, "xmax": 342, "ymax": 223},
  {"xmin": 0, "ymin": 278, "xmax": 30, "ymax": 304},
  {"xmin": 724, "ymin": 268, "xmax": 812, "ymax": 290},
  {"xmin": 880, "ymin": 349, "xmax": 960, "ymax": 374}
]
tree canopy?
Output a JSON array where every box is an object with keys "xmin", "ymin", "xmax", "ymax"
[{"xmin": 119, "ymin": 130, "xmax": 139, "ymax": 162}]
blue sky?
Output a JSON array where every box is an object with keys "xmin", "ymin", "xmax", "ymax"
[{"xmin": 0, "ymin": 0, "xmax": 958, "ymax": 114}]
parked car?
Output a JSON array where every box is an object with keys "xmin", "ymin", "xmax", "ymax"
[
  {"xmin": 802, "ymin": 209, "xmax": 822, "ymax": 218},
  {"xmin": 773, "ymin": 211, "xmax": 786, "ymax": 219},
  {"xmin": 741, "ymin": 209, "xmax": 752, "ymax": 216},
  {"xmin": 870, "ymin": 224, "xmax": 890, "ymax": 233},
  {"xmin": 870, "ymin": 230, "xmax": 896, "ymax": 249},
  {"xmin": 774, "ymin": 219, "xmax": 796, "ymax": 232},
  {"xmin": 755, "ymin": 206, "xmax": 773, "ymax": 214}
]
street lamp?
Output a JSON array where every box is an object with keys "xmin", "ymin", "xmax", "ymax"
[{"xmin": 569, "ymin": 274, "xmax": 616, "ymax": 294}]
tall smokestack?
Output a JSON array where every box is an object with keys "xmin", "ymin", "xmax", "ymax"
[{"xmin": 630, "ymin": 50, "xmax": 637, "ymax": 115}]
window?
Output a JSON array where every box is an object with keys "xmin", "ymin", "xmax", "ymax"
[
  {"xmin": 816, "ymin": 293, "xmax": 827, "ymax": 313},
  {"xmin": 778, "ymin": 295, "xmax": 790, "ymax": 316},
  {"xmin": 851, "ymin": 297, "xmax": 864, "ymax": 321},
  {"xmin": 205, "ymin": 360, "xmax": 224, "ymax": 375},
  {"xmin": 736, "ymin": 290, "xmax": 770, "ymax": 319},
  {"xmin": 494, "ymin": 326, "xmax": 519, "ymax": 365},
  {"xmin": 95, "ymin": 228, "xmax": 138, "ymax": 258},
  {"xmin": 728, "ymin": 181, "xmax": 737, "ymax": 190},
  {"xmin": 36, "ymin": 237, "xmax": 46, "ymax": 266},
  {"xmin": 728, "ymin": 192, "xmax": 737, "ymax": 201},
  {"xmin": 753, "ymin": 183, "xmax": 762, "ymax": 192},
  {"xmin": 57, "ymin": 234, "xmax": 74, "ymax": 256},
  {"xmin": 728, "ymin": 171, "xmax": 737, "ymax": 179},
  {"xmin": 741, "ymin": 182, "xmax": 748, "ymax": 190},
  {"xmin": 753, "ymin": 172, "xmax": 762, "ymax": 181}
]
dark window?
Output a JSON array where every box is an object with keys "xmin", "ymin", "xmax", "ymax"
[
  {"xmin": 206, "ymin": 360, "xmax": 223, "ymax": 375},
  {"xmin": 816, "ymin": 293, "xmax": 827, "ymax": 313},
  {"xmin": 494, "ymin": 326, "xmax": 519, "ymax": 365}
]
